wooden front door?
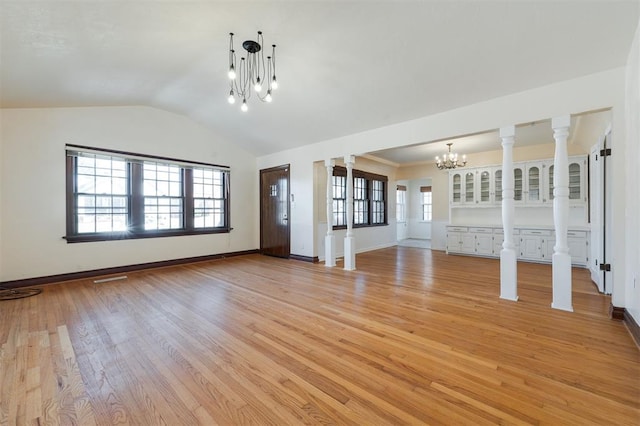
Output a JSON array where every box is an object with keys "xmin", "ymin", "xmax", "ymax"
[{"xmin": 260, "ymin": 165, "xmax": 290, "ymax": 258}]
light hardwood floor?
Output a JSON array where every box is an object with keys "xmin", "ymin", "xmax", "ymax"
[{"xmin": 1, "ymin": 248, "xmax": 639, "ymax": 425}]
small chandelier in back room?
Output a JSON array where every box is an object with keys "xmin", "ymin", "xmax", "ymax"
[
  {"xmin": 435, "ymin": 143, "xmax": 467, "ymax": 170},
  {"xmin": 227, "ymin": 31, "xmax": 278, "ymax": 112}
]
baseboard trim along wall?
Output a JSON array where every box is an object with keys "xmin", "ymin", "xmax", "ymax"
[
  {"xmin": 611, "ymin": 304, "xmax": 640, "ymax": 347},
  {"xmin": 623, "ymin": 310, "xmax": 640, "ymax": 347},
  {"xmin": 610, "ymin": 304, "xmax": 626, "ymax": 320},
  {"xmin": 289, "ymin": 254, "xmax": 320, "ymax": 263},
  {"xmin": 0, "ymin": 249, "xmax": 260, "ymax": 289}
]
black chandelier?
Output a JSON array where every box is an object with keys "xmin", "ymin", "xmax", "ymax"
[{"xmin": 227, "ymin": 31, "xmax": 278, "ymax": 112}]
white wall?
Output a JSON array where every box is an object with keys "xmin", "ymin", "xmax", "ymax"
[
  {"xmin": 0, "ymin": 106, "xmax": 258, "ymax": 281},
  {"xmin": 257, "ymin": 68, "xmax": 628, "ymax": 305},
  {"xmin": 624, "ymin": 19, "xmax": 640, "ymax": 324}
]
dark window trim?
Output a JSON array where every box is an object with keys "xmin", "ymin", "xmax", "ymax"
[
  {"xmin": 332, "ymin": 166, "xmax": 388, "ymax": 230},
  {"xmin": 65, "ymin": 146, "xmax": 231, "ymax": 243},
  {"xmin": 66, "ymin": 144, "xmax": 230, "ymax": 170}
]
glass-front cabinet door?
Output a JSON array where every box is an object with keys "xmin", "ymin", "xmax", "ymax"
[
  {"xmin": 494, "ymin": 169, "xmax": 502, "ymax": 203},
  {"xmin": 547, "ymin": 164, "xmax": 554, "ymax": 202},
  {"xmin": 451, "ymin": 172, "xmax": 462, "ymax": 204},
  {"xmin": 514, "ymin": 167, "xmax": 524, "ymax": 202},
  {"xmin": 568, "ymin": 161, "xmax": 582, "ymax": 201},
  {"xmin": 464, "ymin": 172, "xmax": 475, "ymax": 203},
  {"xmin": 479, "ymin": 169, "xmax": 491, "ymax": 204},
  {"xmin": 526, "ymin": 165, "xmax": 541, "ymax": 203}
]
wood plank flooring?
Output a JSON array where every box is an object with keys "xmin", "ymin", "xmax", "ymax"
[{"xmin": 1, "ymin": 247, "xmax": 639, "ymax": 425}]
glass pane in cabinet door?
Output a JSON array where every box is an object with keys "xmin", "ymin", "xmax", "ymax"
[
  {"xmin": 514, "ymin": 168, "xmax": 523, "ymax": 201},
  {"xmin": 480, "ymin": 170, "xmax": 490, "ymax": 202},
  {"xmin": 528, "ymin": 166, "xmax": 540, "ymax": 201},
  {"xmin": 452, "ymin": 174, "xmax": 461, "ymax": 202},
  {"xmin": 465, "ymin": 172, "xmax": 474, "ymax": 202},
  {"xmin": 495, "ymin": 170, "xmax": 502, "ymax": 202},
  {"xmin": 569, "ymin": 163, "xmax": 580, "ymax": 199},
  {"xmin": 548, "ymin": 165, "xmax": 554, "ymax": 200}
]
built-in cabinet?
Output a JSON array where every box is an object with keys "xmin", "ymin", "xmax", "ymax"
[
  {"xmin": 446, "ymin": 225, "xmax": 589, "ymax": 266},
  {"xmin": 449, "ymin": 156, "xmax": 587, "ymax": 207}
]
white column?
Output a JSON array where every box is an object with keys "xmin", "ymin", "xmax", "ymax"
[
  {"xmin": 500, "ymin": 125, "xmax": 518, "ymax": 301},
  {"xmin": 325, "ymin": 159, "xmax": 336, "ymax": 267},
  {"xmin": 551, "ymin": 115, "xmax": 573, "ymax": 312},
  {"xmin": 344, "ymin": 155, "xmax": 356, "ymax": 270}
]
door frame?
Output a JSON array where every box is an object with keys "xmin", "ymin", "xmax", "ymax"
[{"xmin": 259, "ymin": 164, "xmax": 291, "ymax": 257}]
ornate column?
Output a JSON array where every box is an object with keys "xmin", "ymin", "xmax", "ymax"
[
  {"xmin": 344, "ymin": 155, "xmax": 356, "ymax": 270},
  {"xmin": 551, "ymin": 115, "xmax": 573, "ymax": 312},
  {"xmin": 325, "ymin": 159, "xmax": 336, "ymax": 267},
  {"xmin": 500, "ymin": 125, "xmax": 518, "ymax": 301}
]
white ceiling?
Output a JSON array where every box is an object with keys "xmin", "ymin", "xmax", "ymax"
[{"xmin": 1, "ymin": 1, "xmax": 638, "ymax": 156}]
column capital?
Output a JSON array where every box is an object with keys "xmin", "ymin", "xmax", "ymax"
[
  {"xmin": 552, "ymin": 115, "xmax": 571, "ymax": 129},
  {"xmin": 344, "ymin": 155, "xmax": 355, "ymax": 165},
  {"xmin": 324, "ymin": 159, "xmax": 335, "ymax": 168},
  {"xmin": 499, "ymin": 125, "xmax": 515, "ymax": 139}
]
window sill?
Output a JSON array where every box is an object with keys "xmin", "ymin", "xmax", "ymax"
[{"xmin": 64, "ymin": 228, "xmax": 231, "ymax": 243}]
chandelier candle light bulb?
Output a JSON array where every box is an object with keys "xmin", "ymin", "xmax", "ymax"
[{"xmin": 227, "ymin": 31, "xmax": 278, "ymax": 110}]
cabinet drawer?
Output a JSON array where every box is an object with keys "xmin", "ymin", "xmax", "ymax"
[
  {"xmin": 447, "ymin": 227, "xmax": 468, "ymax": 232},
  {"xmin": 521, "ymin": 229, "xmax": 551, "ymax": 236},
  {"xmin": 567, "ymin": 230, "xmax": 587, "ymax": 238},
  {"xmin": 470, "ymin": 227, "xmax": 493, "ymax": 234}
]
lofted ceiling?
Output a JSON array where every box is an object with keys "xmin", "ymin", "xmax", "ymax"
[{"xmin": 1, "ymin": 1, "xmax": 638, "ymax": 156}]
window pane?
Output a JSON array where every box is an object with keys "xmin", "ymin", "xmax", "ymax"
[
  {"xmin": 192, "ymin": 168, "xmax": 226, "ymax": 229},
  {"xmin": 73, "ymin": 153, "xmax": 130, "ymax": 234}
]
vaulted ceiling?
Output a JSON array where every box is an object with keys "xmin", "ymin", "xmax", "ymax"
[{"xmin": 1, "ymin": 1, "xmax": 638, "ymax": 157}]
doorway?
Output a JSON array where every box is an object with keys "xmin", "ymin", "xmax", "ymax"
[
  {"xmin": 260, "ymin": 165, "xmax": 290, "ymax": 258},
  {"xmin": 396, "ymin": 177, "xmax": 432, "ymax": 249}
]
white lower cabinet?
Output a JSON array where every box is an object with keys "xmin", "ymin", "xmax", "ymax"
[
  {"xmin": 519, "ymin": 229, "xmax": 551, "ymax": 262},
  {"xmin": 472, "ymin": 227, "xmax": 494, "ymax": 256},
  {"xmin": 545, "ymin": 231, "xmax": 588, "ymax": 266},
  {"xmin": 446, "ymin": 225, "xmax": 588, "ymax": 267}
]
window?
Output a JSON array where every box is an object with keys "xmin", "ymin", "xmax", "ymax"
[
  {"xmin": 396, "ymin": 185, "xmax": 407, "ymax": 222},
  {"xmin": 371, "ymin": 180, "xmax": 385, "ymax": 224},
  {"xmin": 143, "ymin": 162, "xmax": 184, "ymax": 230},
  {"xmin": 193, "ymin": 168, "xmax": 226, "ymax": 228},
  {"xmin": 353, "ymin": 177, "xmax": 368, "ymax": 225},
  {"xmin": 421, "ymin": 186, "xmax": 432, "ymax": 221},
  {"xmin": 332, "ymin": 166, "xmax": 387, "ymax": 229},
  {"xmin": 75, "ymin": 154, "xmax": 128, "ymax": 233},
  {"xmin": 66, "ymin": 145, "xmax": 230, "ymax": 242},
  {"xmin": 332, "ymin": 175, "xmax": 347, "ymax": 226}
]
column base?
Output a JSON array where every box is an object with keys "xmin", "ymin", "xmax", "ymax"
[
  {"xmin": 344, "ymin": 236, "xmax": 356, "ymax": 271},
  {"xmin": 325, "ymin": 234, "xmax": 336, "ymax": 267},
  {"xmin": 552, "ymin": 252, "xmax": 573, "ymax": 312},
  {"xmin": 500, "ymin": 248, "xmax": 518, "ymax": 301}
]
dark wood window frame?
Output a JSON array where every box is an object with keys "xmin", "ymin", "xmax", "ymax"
[
  {"xmin": 65, "ymin": 144, "xmax": 231, "ymax": 243},
  {"xmin": 332, "ymin": 166, "xmax": 388, "ymax": 230}
]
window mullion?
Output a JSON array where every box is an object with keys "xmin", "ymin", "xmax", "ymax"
[
  {"xmin": 368, "ymin": 178, "xmax": 373, "ymax": 225},
  {"xmin": 66, "ymin": 155, "xmax": 77, "ymax": 236},
  {"xmin": 184, "ymin": 168, "xmax": 194, "ymax": 231},
  {"xmin": 130, "ymin": 162, "xmax": 144, "ymax": 234}
]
